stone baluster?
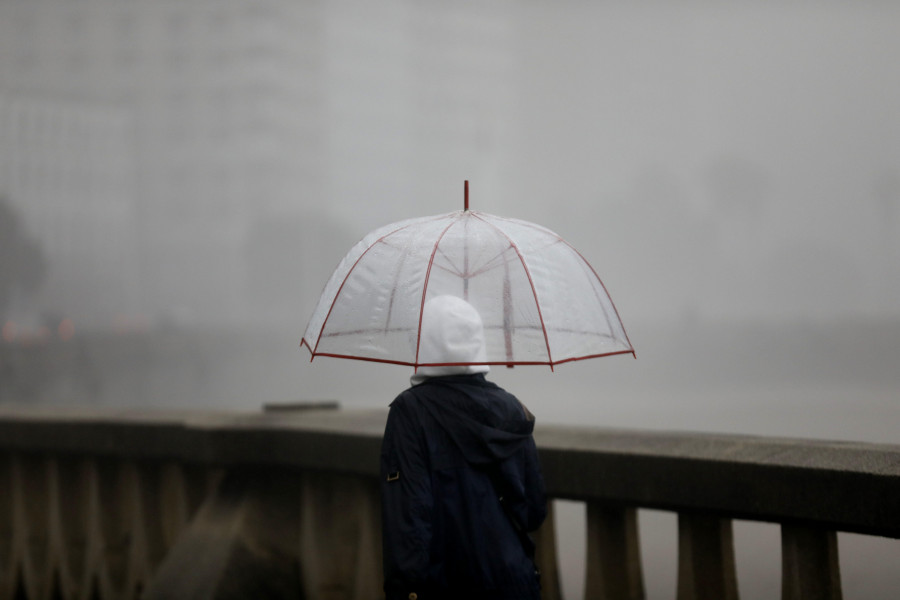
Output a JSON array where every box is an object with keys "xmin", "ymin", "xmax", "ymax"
[
  {"xmin": 0, "ymin": 454, "xmax": 15, "ymax": 599},
  {"xmin": 11, "ymin": 455, "xmax": 52, "ymax": 599},
  {"xmin": 781, "ymin": 524, "xmax": 842, "ymax": 600},
  {"xmin": 137, "ymin": 462, "xmax": 172, "ymax": 580},
  {"xmin": 676, "ymin": 513, "xmax": 739, "ymax": 600},
  {"xmin": 47, "ymin": 457, "xmax": 90, "ymax": 599},
  {"xmin": 83, "ymin": 459, "xmax": 149, "ymax": 599},
  {"xmin": 584, "ymin": 502, "xmax": 645, "ymax": 600}
]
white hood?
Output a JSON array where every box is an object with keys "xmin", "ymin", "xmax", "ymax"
[{"xmin": 411, "ymin": 295, "xmax": 490, "ymax": 386}]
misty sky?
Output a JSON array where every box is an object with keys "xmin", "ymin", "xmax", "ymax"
[
  {"xmin": 1, "ymin": 1, "xmax": 898, "ymax": 330},
  {"xmin": 314, "ymin": 2, "xmax": 900, "ymax": 327}
]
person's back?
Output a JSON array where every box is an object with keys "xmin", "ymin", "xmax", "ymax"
[{"xmin": 380, "ymin": 296, "xmax": 546, "ymax": 600}]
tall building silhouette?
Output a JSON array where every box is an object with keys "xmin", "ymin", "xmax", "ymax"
[{"xmin": 0, "ymin": 0, "xmax": 327, "ymax": 328}]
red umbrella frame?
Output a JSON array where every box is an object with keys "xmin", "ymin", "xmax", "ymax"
[{"xmin": 301, "ymin": 182, "xmax": 634, "ymax": 370}]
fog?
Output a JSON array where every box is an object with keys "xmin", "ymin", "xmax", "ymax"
[{"xmin": 1, "ymin": 2, "xmax": 899, "ymax": 599}]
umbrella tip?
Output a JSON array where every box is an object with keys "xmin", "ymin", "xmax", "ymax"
[{"xmin": 464, "ymin": 180, "xmax": 469, "ymax": 211}]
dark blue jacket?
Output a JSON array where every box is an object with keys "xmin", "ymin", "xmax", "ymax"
[{"xmin": 380, "ymin": 373, "xmax": 546, "ymax": 600}]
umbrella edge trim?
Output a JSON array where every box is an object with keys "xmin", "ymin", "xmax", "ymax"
[{"xmin": 302, "ymin": 349, "xmax": 636, "ymax": 368}]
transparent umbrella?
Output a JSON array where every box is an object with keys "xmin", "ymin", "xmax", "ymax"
[{"xmin": 301, "ymin": 183, "xmax": 634, "ymax": 369}]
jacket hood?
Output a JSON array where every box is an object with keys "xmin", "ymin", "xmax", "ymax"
[
  {"xmin": 414, "ymin": 374, "xmax": 534, "ymax": 465},
  {"xmin": 411, "ymin": 295, "xmax": 490, "ymax": 386}
]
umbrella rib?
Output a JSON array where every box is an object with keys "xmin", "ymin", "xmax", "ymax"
[
  {"xmin": 383, "ymin": 239, "xmax": 415, "ymax": 333},
  {"xmin": 560, "ymin": 238, "xmax": 635, "ymax": 357},
  {"xmin": 467, "ymin": 247, "xmax": 519, "ymax": 278},
  {"xmin": 373, "ymin": 213, "xmax": 463, "ymax": 327},
  {"xmin": 482, "ymin": 212, "xmax": 559, "ymax": 237},
  {"xmin": 414, "ymin": 218, "xmax": 459, "ymax": 367},
  {"xmin": 551, "ymin": 349, "xmax": 638, "ymax": 366},
  {"xmin": 471, "ymin": 213, "xmax": 555, "ymax": 367},
  {"xmin": 431, "ymin": 215, "xmax": 519, "ymax": 279},
  {"xmin": 433, "ymin": 244, "xmax": 516, "ymax": 280},
  {"xmin": 430, "ymin": 245, "xmax": 513, "ymax": 279},
  {"xmin": 433, "ymin": 245, "xmax": 466, "ymax": 277},
  {"xmin": 311, "ymin": 218, "xmax": 432, "ymax": 357}
]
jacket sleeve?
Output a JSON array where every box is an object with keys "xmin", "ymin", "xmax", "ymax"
[
  {"xmin": 495, "ymin": 433, "xmax": 547, "ymax": 536},
  {"xmin": 521, "ymin": 436, "xmax": 547, "ymax": 532},
  {"xmin": 381, "ymin": 394, "xmax": 435, "ymax": 599}
]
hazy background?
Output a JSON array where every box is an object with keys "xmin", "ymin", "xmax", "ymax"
[{"xmin": 1, "ymin": 1, "xmax": 898, "ymax": 598}]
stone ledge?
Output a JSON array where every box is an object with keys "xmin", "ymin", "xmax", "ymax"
[{"xmin": 1, "ymin": 405, "xmax": 898, "ymax": 538}]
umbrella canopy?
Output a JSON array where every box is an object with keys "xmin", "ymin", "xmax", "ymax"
[{"xmin": 301, "ymin": 199, "xmax": 633, "ymax": 369}]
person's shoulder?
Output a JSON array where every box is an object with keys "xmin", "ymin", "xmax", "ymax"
[
  {"xmin": 389, "ymin": 386, "xmax": 424, "ymax": 411},
  {"xmin": 477, "ymin": 377, "xmax": 518, "ymax": 402},
  {"xmin": 479, "ymin": 380, "xmax": 534, "ymax": 422}
]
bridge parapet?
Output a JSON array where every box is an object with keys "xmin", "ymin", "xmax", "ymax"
[{"xmin": 0, "ymin": 405, "xmax": 897, "ymax": 599}]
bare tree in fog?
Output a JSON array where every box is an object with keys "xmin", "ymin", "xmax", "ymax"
[{"xmin": 0, "ymin": 195, "xmax": 47, "ymax": 317}]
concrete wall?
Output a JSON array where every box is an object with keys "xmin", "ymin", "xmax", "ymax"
[{"xmin": 0, "ymin": 405, "xmax": 898, "ymax": 599}]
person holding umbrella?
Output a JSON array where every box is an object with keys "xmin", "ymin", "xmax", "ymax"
[
  {"xmin": 380, "ymin": 295, "xmax": 546, "ymax": 600},
  {"xmin": 301, "ymin": 185, "xmax": 633, "ymax": 598}
]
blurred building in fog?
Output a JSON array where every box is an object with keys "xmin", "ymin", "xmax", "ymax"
[
  {"xmin": 0, "ymin": 0, "xmax": 328, "ymax": 329},
  {"xmin": 0, "ymin": 0, "xmax": 518, "ymax": 331}
]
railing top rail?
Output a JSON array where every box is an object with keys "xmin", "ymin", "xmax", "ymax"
[{"xmin": 1, "ymin": 405, "xmax": 898, "ymax": 538}]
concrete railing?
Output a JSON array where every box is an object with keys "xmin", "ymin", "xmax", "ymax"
[{"xmin": 0, "ymin": 405, "xmax": 898, "ymax": 600}]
